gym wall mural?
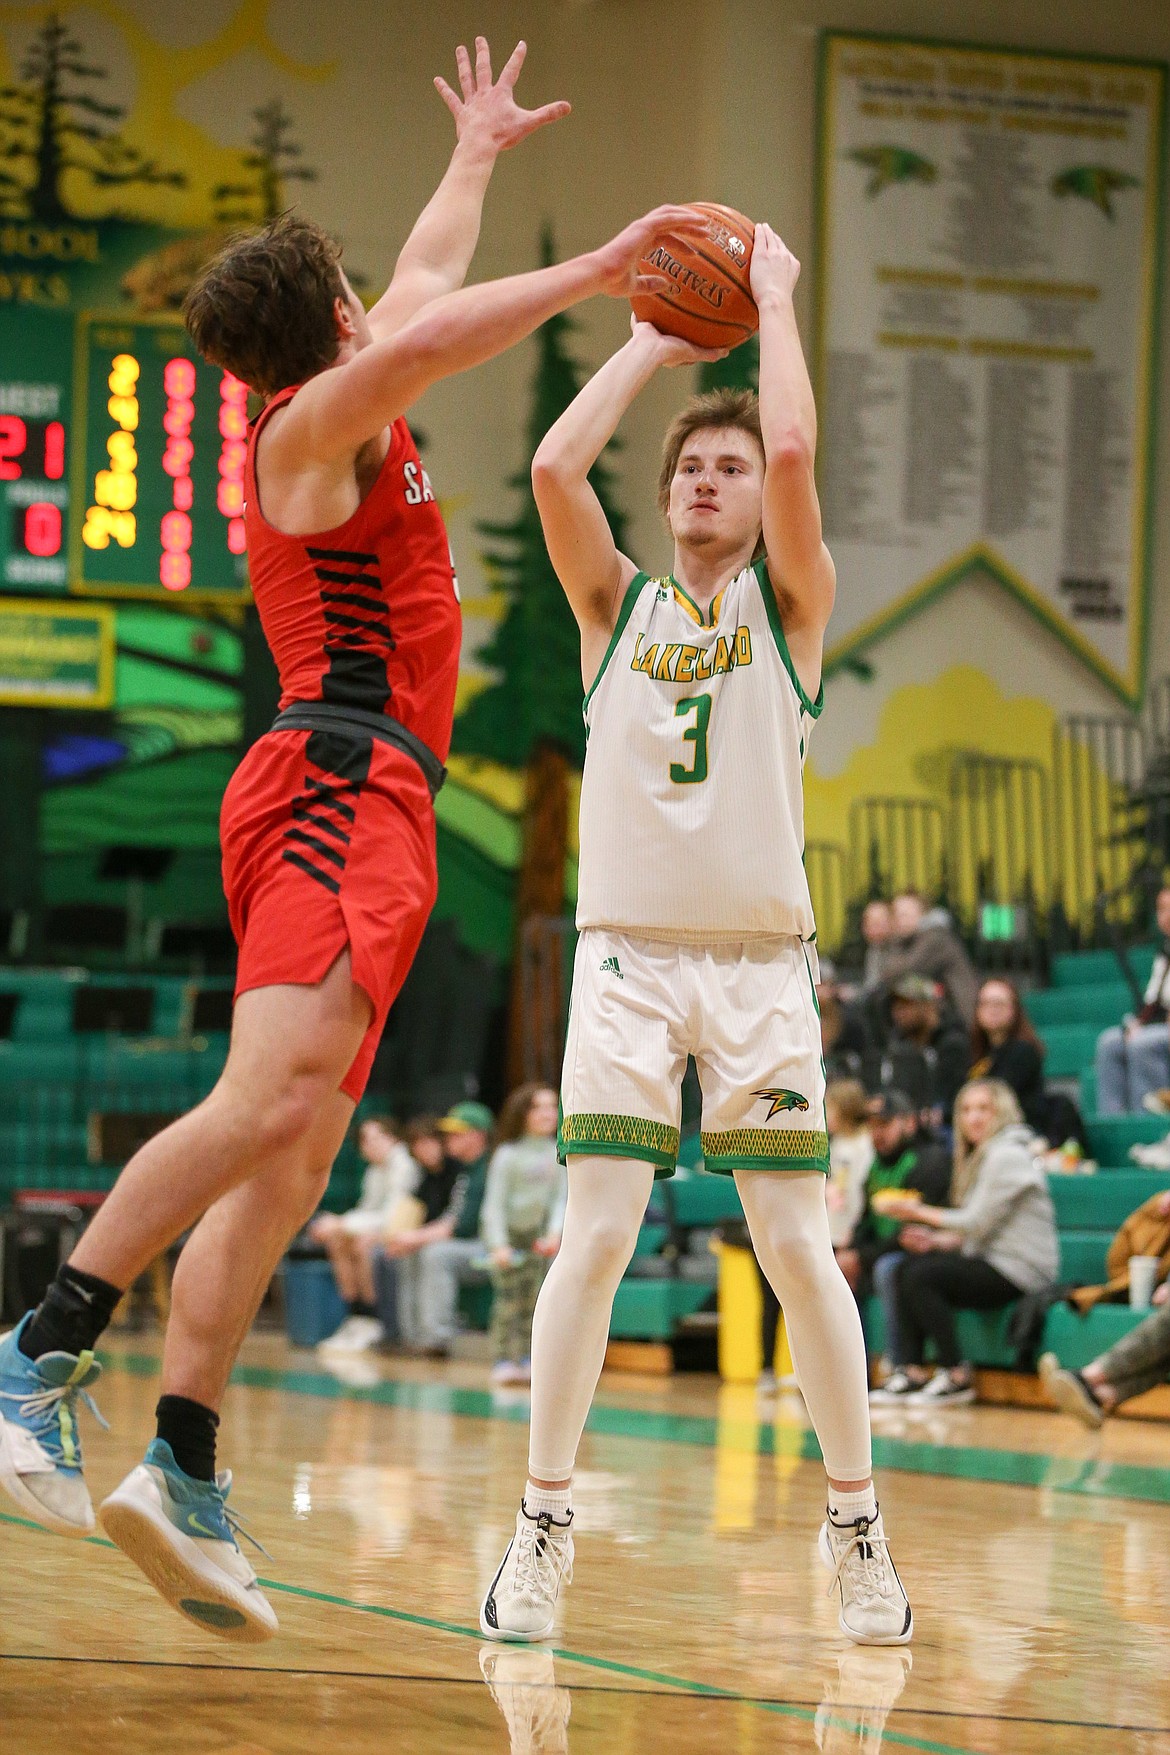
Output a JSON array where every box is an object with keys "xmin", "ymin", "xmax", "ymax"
[{"xmin": 0, "ymin": 5, "xmax": 1164, "ymax": 961}]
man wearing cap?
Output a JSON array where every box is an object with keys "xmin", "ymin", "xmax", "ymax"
[
  {"xmin": 836, "ymin": 1091, "xmax": 951, "ymax": 1376},
  {"xmin": 383, "ymin": 1101, "xmax": 493, "ymax": 1352},
  {"xmin": 884, "ymin": 974, "xmax": 970, "ymax": 1123}
]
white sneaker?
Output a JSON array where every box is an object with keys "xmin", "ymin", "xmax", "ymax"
[
  {"xmin": 480, "ymin": 1504, "xmax": 574, "ymax": 1642},
  {"xmin": 909, "ymin": 1369, "xmax": 976, "ymax": 1407},
  {"xmin": 99, "ymin": 1439, "xmax": 277, "ymax": 1642},
  {"xmin": 819, "ymin": 1509, "xmax": 913, "ymax": 1645},
  {"xmin": 479, "ymin": 1644, "xmax": 572, "ymax": 1754},
  {"xmin": 815, "ymin": 1647, "xmax": 912, "ymax": 1754},
  {"xmin": 1129, "ymin": 1137, "xmax": 1170, "ymax": 1169},
  {"xmin": 317, "ymin": 1315, "xmax": 384, "ymax": 1354}
]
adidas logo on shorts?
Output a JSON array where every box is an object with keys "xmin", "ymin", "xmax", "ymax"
[{"xmin": 599, "ymin": 956, "xmax": 624, "ymax": 979}]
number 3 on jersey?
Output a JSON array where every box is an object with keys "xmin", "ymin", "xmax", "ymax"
[{"xmin": 670, "ymin": 694, "xmax": 711, "ymax": 784}]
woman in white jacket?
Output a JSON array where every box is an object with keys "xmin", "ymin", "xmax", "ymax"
[{"xmin": 875, "ymin": 1080, "xmax": 1058, "ymax": 1406}]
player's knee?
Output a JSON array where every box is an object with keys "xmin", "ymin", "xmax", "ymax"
[
  {"xmin": 249, "ymin": 1071, "xmax": 332, "ymax": 1156},
  {"xmin": 576, "ymin": 1212, "xmax": 640, "ymax": 1284}
]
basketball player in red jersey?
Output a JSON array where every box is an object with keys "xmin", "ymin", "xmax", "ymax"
[{"xmin": 0, "ymin": 37, "xmax": 688, "ymax": 1641}]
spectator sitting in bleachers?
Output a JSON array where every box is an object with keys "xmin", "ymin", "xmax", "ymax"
[
  {"xmin": 859, "ymin": 898, "xmax": 894, "ymax": 998},
  {"xmin": 1040, "ymin": 1259, "xmax": 1170, "ymax": 1429},
  {"xmin": 480, "ymin": 1083, "xmax": 565, "ymax": 1387},
  {"xmin": 970, "ymin": 977, "xmax": 1090, "ymax": 1155},
  {"xmin": 310, "ymin": 1116, "xmax": 418, "ymax": 1353},
  {"xmin": 881, "ymin": 974, "xmax": 970, "ymax": 1123},
  {"xmin": 1094, "ymin": 885, "xmax": 1170, "ymax": 1115},
  {"xmin": 818, "ymin": 961, "xmax": 871, "ymax": 1081},
  {"xmin": 1062, "ymin": 1187, "xmax": 1170, "ymax": 1312},
  {"xmin": 834, "ymin": 1089, "xmax": 951, "ymax": 1304},
  {"xmin": 871, "ymin": 1079, "xmax": 1058, "ymax": 1407},
  {"xmin": 379, "ymin": 1101, "xmax": 493, "ymax": 1354},
  {"xmin": 824, "ymin": 1079, "xmax": 874, "ymax": 1249},
  {"xmin": 880, "ymin": 889, "xmax": 980, "ymax": 1026}
]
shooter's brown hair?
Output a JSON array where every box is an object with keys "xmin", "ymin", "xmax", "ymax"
[
  {"xmin": 657, "ymin": 387, "xmax": 767, "ymax": 561},
  {"xmin": 183, "ymin": 213, "xmax": 348, "ymax": 397}
]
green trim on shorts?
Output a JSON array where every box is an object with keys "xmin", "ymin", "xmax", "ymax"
[
  {"xmin": 700, "ymin": 1126, "xmax": 829, "ymax": 1173},
  {"xmin": 702, "ymin": 1153, "xmax": 830, "ymax": 1178},
  {"xmin": 559, "ymin": 1112, "xmax": 679, "ymax": 1168}
]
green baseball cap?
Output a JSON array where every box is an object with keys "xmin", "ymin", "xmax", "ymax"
[{"xmin": 437, "ymin": 1100, "xmax": 494, "ymax": 1134}]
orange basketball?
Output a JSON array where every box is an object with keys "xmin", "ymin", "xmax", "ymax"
[{"xmin": 630, "ymin": 202, "xmax": 757, "ymax": 349}]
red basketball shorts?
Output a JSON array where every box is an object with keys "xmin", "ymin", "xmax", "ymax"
[{"xmin": 220, "ymin": 726, "xmax": 437, "ymax": 1101}]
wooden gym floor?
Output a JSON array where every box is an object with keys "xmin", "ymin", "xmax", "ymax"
[{"xmin": 3, "ymin": 1333, "xmax": 1168, "ymax": 1754}]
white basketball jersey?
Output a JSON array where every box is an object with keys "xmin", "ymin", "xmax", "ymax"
[{"xmin": 576, "ymin": 560, "xmax": 822, "ymax": 941}]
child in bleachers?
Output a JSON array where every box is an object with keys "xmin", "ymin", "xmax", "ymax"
[
  {"xmin": 311, "ymin": 1117, "xmax": 417, "ymax": 1353},
  {"xmin": 825, "ymin": 1079, "xmax": 874, "ymax": 1248},
  {"xmin": 480, "ymin": 1084, "xmax": 565, "ymax": 1387}
]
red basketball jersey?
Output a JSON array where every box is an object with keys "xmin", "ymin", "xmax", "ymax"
[{"xmin": 243, "ymin": 388, "xmax": 462, "ymax": 761}]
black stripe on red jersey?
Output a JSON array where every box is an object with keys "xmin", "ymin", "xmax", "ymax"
[
  {"xmin": 306, "ymin": 547, "xmax": 377, "ymax": 567},
  {"xmin": 280, "ymin": 731, "xmax": 371, "ymax": 895},
  {"xmin": 304, "ymin": 777, "xmax": 358, "ymax": 819},
  {"xmin": 308, "ymin": 544, "xmax": 395, "ymax": 717},
  {"xmin": 290, "ymin": 804, "xmax": 351, "ymax": 844},
  {"xmin": 281, "ymin": 850, "xmax": 341, "ymax": 895},
  {"xmin": 285, "ymin": 826, "xmax": 348, "ymax": 869},
  {"xmin": 315, "ymin": 569, "xmax": 382, "ymax": 589}
]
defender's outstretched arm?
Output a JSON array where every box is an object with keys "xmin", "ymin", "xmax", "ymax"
[
  {"xmin": 282, "ymin": 208, "xmax": 693, "ymax": 463},
  {"xmin": 369, "ymin": 38, "xmax": 570, "ymax": 339},
  {"xmin": 752, "ymin": 225, "xmax": 836, "ymax": 688},
  {"xmin": 532, "ymin": 319, "xmax": 724, "ymax": 655}
]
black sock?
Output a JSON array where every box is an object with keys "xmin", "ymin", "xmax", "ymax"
[
  {"xmin": 20, "ymin": 1264, "xmax": 123, "ymax": 1362},
  {"xmin": 155, "ymin": 1395, "xmax": 220, "ymax": 1482},
  {"xmin": 347, "ymin": 1300, "xmax": 376, "ymax": 1319}
]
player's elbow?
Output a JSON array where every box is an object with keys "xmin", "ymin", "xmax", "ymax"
[
  {"xmin": 765, "ymin": 430, "xmax": 815, "ymax": 476},
  {"xmin": 531, "ymin": 443, "xmax": 574, "ymax": 493}
]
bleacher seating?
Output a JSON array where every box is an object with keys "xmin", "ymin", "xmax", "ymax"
[{"xmin": 2, "ymin": 944, "xmax": 1168, "ymax": 1405}]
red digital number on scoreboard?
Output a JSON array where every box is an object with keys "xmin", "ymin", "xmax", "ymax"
[{"xmin": 0, "ymin": 415, "xmax": 66, "ymax": 482}]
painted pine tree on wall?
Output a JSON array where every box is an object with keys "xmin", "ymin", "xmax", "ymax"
[{"xmin": 454, "ymin": 228, "xmax": 630, "ymax": 771}]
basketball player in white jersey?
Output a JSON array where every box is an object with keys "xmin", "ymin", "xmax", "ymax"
[{"xmin": 480, "ymin": 224, "xmax": 912, "ymax": 1647}]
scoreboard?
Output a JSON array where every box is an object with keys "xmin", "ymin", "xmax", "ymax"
[{"xmin": 0, "ymin": 306, "xmax": 250, "ymax": 604}]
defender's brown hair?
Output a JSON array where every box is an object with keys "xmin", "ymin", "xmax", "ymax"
[
  {"xmin": 183, "ymin": 213, "xmax": 348, "ymax": 397},
  {"xmin": 657, "ymin": 387, "xmax": 767, "ymax": 561}
]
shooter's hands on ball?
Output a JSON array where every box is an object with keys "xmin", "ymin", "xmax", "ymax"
[
  {"xmin": 591, "ymin": 205, "xmax": 698, "ymax": 299},
  {"xmin": 749, "ymin": 222, "xmax": 801, "ymax": 305},
  {"xmin": 434, "ymin": 36, "xmax": 570, "ymax": 153},
  {"xmin": 628, "ymin": 314, "xmax": 728, "ymax": 368}
]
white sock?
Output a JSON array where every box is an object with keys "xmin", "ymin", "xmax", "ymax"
[
  {"xmin": 524, "ymin": 1480, "xmax": 572, "ymax": 1523},
  {"xmin": 827, "ymin": 1483, "xmax": 878, "ymax": 1525}
]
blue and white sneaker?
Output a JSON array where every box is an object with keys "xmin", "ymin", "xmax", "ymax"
[
  {"xmin": 0, "ymin": 1314, "xmax": 105, "ymax": 1536},
  {"xmin": 99, "ymin": 1439, "xmax": 278, "ymax": 1643}
]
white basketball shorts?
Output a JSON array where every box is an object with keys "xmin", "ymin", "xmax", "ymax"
[{"xmin": 558, "ymin": 928, "xmax": 828, "ymax": 1178}]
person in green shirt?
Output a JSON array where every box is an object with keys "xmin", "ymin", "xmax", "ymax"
[{"xmin": 382, "ymin": 1100, "xmax": 494, "ymax": 1354}]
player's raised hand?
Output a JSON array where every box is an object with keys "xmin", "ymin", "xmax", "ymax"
[
  {"xmin": 749, "ymin": 222, "xmax": 800, "ymax": 303},
  {"xmin": 629, "ymin": 313, "xmax": 729, "ymax": 368},
  {"xmin": 591, "ymin": 205, "xmax": 697, "ymax": 298},
  {"xmin": 434, "ymin": 38, "xmax": 571, "ymax": 152}
]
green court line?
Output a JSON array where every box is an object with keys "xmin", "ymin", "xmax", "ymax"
[
  {"xmin": 99, "ymin": 1349, "xmax": 1170, "ymax": 1506},
  {"xmin": 0, "ymin": 1508, "xmax": 979, "ymax": 1755}
]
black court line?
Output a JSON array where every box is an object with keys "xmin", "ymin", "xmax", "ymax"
[{"xmin": 1, "ymin": 1651, "xmax": 1165, "ymax": 1739}]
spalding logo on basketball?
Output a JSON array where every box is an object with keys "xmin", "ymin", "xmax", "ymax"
[{"xmin": 631, "ymin": 202, "xmax": 758, "ymax": 350}]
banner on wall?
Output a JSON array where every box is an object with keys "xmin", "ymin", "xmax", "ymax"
[
  {"xmin": 815, "ymin": 33, "xmax": 1166, "ymax": 704},
  {"xmin": 0, "ymin": 596, "xmax": 114, "ymax": 706}
]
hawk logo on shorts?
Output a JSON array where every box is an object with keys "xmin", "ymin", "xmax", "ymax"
[
  {"xmin": 599, "ymin": 956, "xmax": 624, "ymax": 979},
  {"xmin": 753, "ymin": 1087, "xmax": 809, "ymax": 1120}
]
